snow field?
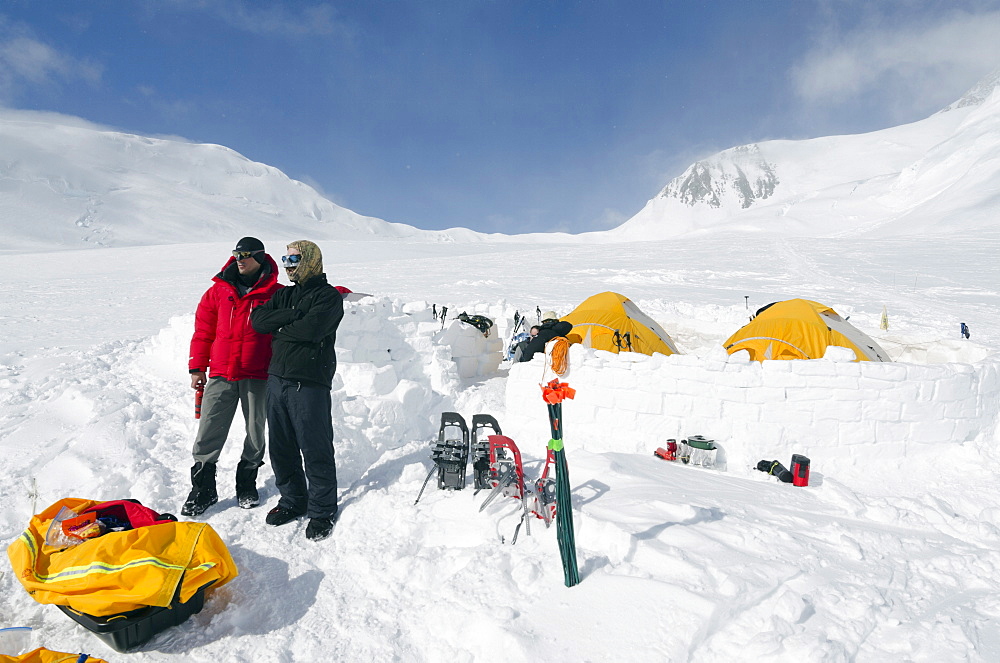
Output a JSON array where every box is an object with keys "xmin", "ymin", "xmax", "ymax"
[{"xmin": 4, "ymin": 240, "xmax": 1000, "ymax": 661}]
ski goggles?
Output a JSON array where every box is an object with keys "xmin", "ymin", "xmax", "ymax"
[
  {"xmin": 281, "ymin": 254, "xmax": 302, "ymax": 266},
  {"xmin": 232, "ymin": 250, "xmax": 263, "ymax": 260}
]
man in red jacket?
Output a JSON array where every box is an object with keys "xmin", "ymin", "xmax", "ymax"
[{"xmin": 182, "ymin": 237, "xmax": 283, "ymax": 517}]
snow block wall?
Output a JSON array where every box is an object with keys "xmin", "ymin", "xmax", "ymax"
[
  {"xmin": 332, "ymin": 298, "xmax": 504, "ymax": 479},
  {"xmin": 437, "ymin": 320, "xmax": 503, "ymax": 378},
  {"xmin": 332, "ymin": 299, "xmax": 501, "ymax": 460},
  {"xmin": 504, "ymin": 345, "xmax": 1000, "ymax": 472}
]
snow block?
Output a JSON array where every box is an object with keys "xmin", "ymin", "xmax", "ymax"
[
  {"xmin": 616, "ymin": 390, "xmax": 662, "ymax": 415},
  {"xmin": 721, "ymin": 401, "xmax": 761, "ymax": 422},
  {"xmin": 861, "ymin": 400, "xmax": 902, "ymax": 422},
  {"xmin": 933, "ymin": 374, "xmax": 975, "ymax": 401},
  {"xmin": 814, "ymin": 399, "xmax": 862, "ymax": 423},
  {"xmin": 822, "ymin": 345, "xmax": 857, "ymax": 362},
  {"xmin": 874, "ymin": 420, "xmax": 909, "ymax": 444},
  {"xmin": 727, "ymin": 349, "xmax": 752, "ymax": 363},
  {"xmin": 789, "ymin": 360, "xmax": 841, "ymax": 376},
  {"xmin": 907, "ymin": 420, "xmax": 956, "ymax": 444},
  {"xmin": 338, "ymin": 363, "xmax": 398, "ymax": 396}
]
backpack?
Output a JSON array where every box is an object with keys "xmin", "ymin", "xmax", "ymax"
[
  {"xmin": 505, "ymin": 331, "xmax": 530, "ymax": 360},
  {"xmin": 457, "ymin": 312, "xmax": 494, "ymax": 336}
]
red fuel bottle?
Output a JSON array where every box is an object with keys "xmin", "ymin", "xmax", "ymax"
[
  {"xmin": 654, "ymin": 440, "xmax": 678, "ymax": 461},
  {"xmin": 194, "ymin": 386, "xmax": 204, "ymax": 419},
  {"xmin": 791, "ymin": 454, "xmax": 810, "ymax": 487}
]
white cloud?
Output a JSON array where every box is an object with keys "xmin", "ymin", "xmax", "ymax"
[
  {"xmin": 591, "ymin": 207, "xmax": 628, "ymax": 231},
  {"xmin": 162, "ymin": 0, "xmax": 352, "ymax": 38},
  {"xmin": 0, "ymin": 20, "xmax": 101, "ymax": 102},
  {"xmin": 791, "ymin": 9, "xmax": 1000, "ymax": 114}
]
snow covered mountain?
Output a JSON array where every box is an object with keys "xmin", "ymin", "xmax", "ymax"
[
  {"xmin": 5, "ymin": 69, "xmax": 1000, "ymax": 252},
  {"xmin": 613, "ymin": 70, "xmax": 1000, "ymax": 240},
  {"xmin": 0, "ymin": 109, "xmax": 484, "ymax": 252}
]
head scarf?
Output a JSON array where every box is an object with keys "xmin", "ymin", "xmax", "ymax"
[{"xmin": 286, "ymin": 240, "xmax": 323, "ymax": 283}]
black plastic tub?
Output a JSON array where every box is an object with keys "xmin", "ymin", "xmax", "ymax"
[{"xmin": 56, "ymin": 582, "xmax": 212, "ymax": 653}]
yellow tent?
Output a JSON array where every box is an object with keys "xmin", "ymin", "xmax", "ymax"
[
  {"xmin": 7, "ymin": 498, "xmax": 238, "ymax": 617},
  {"xmin": 724, "ymin": 298, "xmax": 890, "ymax": 361},
  {"xmin": 562, "ymin": 292, "xmax": 679, "ymax": 356}
]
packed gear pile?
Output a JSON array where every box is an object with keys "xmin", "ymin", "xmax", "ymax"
[{"xmin": 7, "ymin": 498, "xmax": 238, "ymax": 652}]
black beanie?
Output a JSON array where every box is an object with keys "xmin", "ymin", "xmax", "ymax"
[{"xmin": 234, "ymin": 236, "xmax": 265, "ymax": 253}]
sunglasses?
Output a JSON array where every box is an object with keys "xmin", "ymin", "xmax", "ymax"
[
  {"xmin": 232, "ymin": 250, "xmax": 263, "ymax": 260},
  {"xmin": 281, "ymin": 254, "xmax": 302, "ymax": 266}
]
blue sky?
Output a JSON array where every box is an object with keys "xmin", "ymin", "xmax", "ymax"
[{"xmin": 2, "ymin": 1, "xmax": 999, "ymax": 234}]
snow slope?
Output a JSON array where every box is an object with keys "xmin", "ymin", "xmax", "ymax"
[
  {"xmin": 613, "ymin": 76, "xmax": 1000, "ymax": 240},
  {"xmin": 2, "ymin": 231, "xmax": 1000, "ymax": 662},
  {"xmin": 0, "ymin": 109, "xmax": 483, "ymax": 251}
]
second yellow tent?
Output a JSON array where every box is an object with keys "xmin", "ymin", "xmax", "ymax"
[{"xmin": 724, "ymin": 298, "xmax": 890, "ymax": 361}]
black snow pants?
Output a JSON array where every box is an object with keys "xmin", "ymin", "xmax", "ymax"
[{"xmin": 266, "ymin": 375, "xmax": 339, "ymax": 520}]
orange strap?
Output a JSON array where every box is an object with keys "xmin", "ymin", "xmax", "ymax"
[{"xmin": 541, "ymin": 379, "xmax": 576, "ymax": 404}]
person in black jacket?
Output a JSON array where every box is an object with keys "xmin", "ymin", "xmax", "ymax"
[
  {"xmin": 517, "ymin": 311, "xmax": 573, "ymax": 362},
  {"xmin": 250, "ymin": 240, "xmax": 344, "ymax": 542}
]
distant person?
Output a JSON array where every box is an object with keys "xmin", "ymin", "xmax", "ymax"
[
  {"xmin": 517, "ymin": 311, "xmax": 572, "ymax": 362},
  {"xmin": 251, "ymin": 240, "xmax": 344, "ymax": 542},
  {"xmin": 182, "ymin": 237, "xmax": 282, "ymax": 517},
  {"xmin": 509, "ymin": 325, "xmax": 541, "ymax": 362}
]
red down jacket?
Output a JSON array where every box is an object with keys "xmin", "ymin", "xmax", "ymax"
[{"xmin": 189, "ymin": 255, "xmax": 283, "ymax": 380}]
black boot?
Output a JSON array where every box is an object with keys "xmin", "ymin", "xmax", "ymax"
[
  {"xmin": 181, "ymin": 462, "xmax": 218, "ymax": 516},
  {"xmin": 306, "ymin": 517, "xmax": 334, "ymax": 541},
  {"xmin": 235, "ymin": 461, "xmax": 261, "ymax": 509}
]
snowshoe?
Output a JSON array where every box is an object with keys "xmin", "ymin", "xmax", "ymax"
[
  {"xmin": 471, "ymin": 414, "xmax": 502, "ymax": 492},
  {"xmin": 479, "ymin": 434, "xmax": 535, "ymax": 542},
  {"xmin": 528, "ymin": 448, "xmax": 557, "ymax": 526},
  {"xmin": 414, "ymin": 412, "xmax": 469, "ymax": 504},
  {"xmin": 478, "ymin": 435, "xmax": 524, "ymax": 511}
]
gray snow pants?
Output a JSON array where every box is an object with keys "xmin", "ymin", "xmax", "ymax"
[{"xmin": 192, "ymin": 376, "xmax": 267, "ymax": 467}]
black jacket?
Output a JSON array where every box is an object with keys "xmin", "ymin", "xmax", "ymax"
[
  {"xmin": 519, "ymin": 320, "xmax": 573, "ymax": 362},
  {"xmin": 250, "ymin": 274, "xmax": 344, "ymax": 389}
]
